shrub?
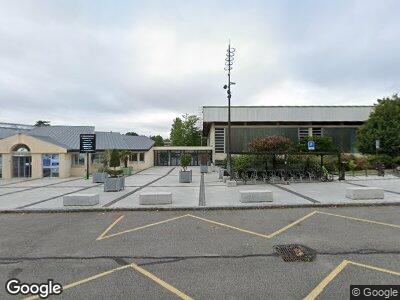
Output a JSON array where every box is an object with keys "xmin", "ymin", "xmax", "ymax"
[
  {"xmin": 107, "ymin": 169, "xmax": 123, "ymax": 177},
  {"xmin": 323, "ymin": 155, "xmax": 339, "ymax": 173},
  {"xmin": 249, "ymin": 136, "xmax": 294, "ymax": 153},
  {"xmin": 233, "ymin": 155, "xmax": 253, "ymax": 172},
  {"xmin": 180, "ymin": 154, "xmax": 192, "ymax": 171},
  {"xmin": 393, "ymin": 156, "xmax": 400, "ymax": 166},
  {"xmin": 367, "ymin": 154, "xmax": 393, "ymax": 168},
  {"xmin": 348, "ymin": 160, "xmax": 357, "ymax": 175},
  {"xmin": 109, "ymin": 149, "xmax": 120, "ymax": 169}
]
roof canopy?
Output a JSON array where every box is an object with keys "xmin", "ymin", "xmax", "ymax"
[
  {"xmin": 203, "ymin": 106, "xmax": 373, "ymax": 123},
  {"xmin": 0, "ymin": 126, "xmax": 154, "ymax": 151}
]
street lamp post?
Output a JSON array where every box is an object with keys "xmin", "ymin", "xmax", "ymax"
[{"xmin": 224, "ymin": 42, "xmax": 236, "ymax": 175}]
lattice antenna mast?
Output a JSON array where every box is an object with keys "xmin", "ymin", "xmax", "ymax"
[{"xmin": 223, "ymin": 41, "xmax": 236, "ymax": 174}]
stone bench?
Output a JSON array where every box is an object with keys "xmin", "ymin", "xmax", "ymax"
[
  {"xmin": 63, "ymin": 194, "xmax": 99, "ymax": 206},
  {"xmin": 345, "ymin": 187, "xmax": 384, "ymax": 200},
  {"xmin": 240, "ymin": 190, "xmax": 273, "ymax": 203},
  {"xmin": 139, "ymin": 192, "xmax": 172, "ymax": 205}
]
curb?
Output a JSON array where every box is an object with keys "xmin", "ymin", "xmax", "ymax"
[{"xmin": 1, "ymin": 201, "xmax": 400, "ymax": 214}]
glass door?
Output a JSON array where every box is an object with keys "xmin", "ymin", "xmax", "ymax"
[{"xmin": 12, "ymin": 156, "xmax": 32, "ymax": 178}]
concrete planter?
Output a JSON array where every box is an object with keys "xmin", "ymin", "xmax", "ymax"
[
  {"xmin": 122, "ymin": 167, "xmax": 133, "ymax": 176},
  {"xmin": 104, "ymin": 176, "xmax": 125, "ymax": 192},
  {"xmin": 179, "ymin": 170, "xmax": 192, "ymax": 183},
  {"xmin": 200, "ymin": 165, "xmax": 208, "ymax": 173},
  {"xmin": 92, "ymin": 172, "xmax": 107, "ymax": 183}
]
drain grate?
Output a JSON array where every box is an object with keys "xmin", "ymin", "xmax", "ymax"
[{"xmin": 273, "ymin": 244, "xmax": 316, "ymax": 262}]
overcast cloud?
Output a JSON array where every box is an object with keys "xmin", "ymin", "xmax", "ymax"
[{"xmin": 0, "ymin": 0, "xmax": 399, "ymax": 137}]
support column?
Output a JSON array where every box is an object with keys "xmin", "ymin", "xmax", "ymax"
[{"xmin": 2, "ymin": 154, "xmax": 12, "ymax": 179}]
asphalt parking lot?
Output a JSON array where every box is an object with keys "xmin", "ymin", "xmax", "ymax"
[{"xmin": 0, "ymin": 206, "xmax": 399, "ymax": 299}]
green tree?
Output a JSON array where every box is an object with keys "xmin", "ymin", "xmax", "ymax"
[
  {"xmin": 357, "ymin": 94, "xmax": 400, "ymax": 156},
  {"xmin": 34, "ymin": 120, "xmax": 50, "ymax": 127},
  {"xmin": 170, "ymin": 117, "xmax": 185, "ymax": 146},
  {"xmin": 180, "ymin": 154, "xmax": 192, "ymax": 171},
  {"xmin": 150, "ymin": 135, "xmax": 165, "ymax": 146},
  {"xmin": 109, "ymin": 149, "xmax": 120, "ymax": 169},
  {"xmin": 182, "ymin": 114, "xmax": 202, "ymax": 146},
  {"xmin": 126, "ymin": 132, "xmax": 138, "ymax": 136},
  {"xmin": 169, "ymin": 114, "xmax": 202, "ymax": 146},
  {"xmin": 249, "ymin": 136, "xmax": 294, "ymax": 153}
]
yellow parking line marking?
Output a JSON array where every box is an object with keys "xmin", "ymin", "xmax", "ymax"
[
  {"xmin": 348, "ymin": 261, "xmax": 400, "ymax": 276},
  {"xmin": 96, "ymin": 215, "xmax": 125, "ymax": 240},
  {"xmin": 24, "ymin": 264, "xmax": 133, "ymax": 300},
  {"xmin": 266, "ymin": 211, "xmax": 318, "ymax": 238},
  {"xmin": 97, "ymin": 209, "xmax": 400, "ymax": 241},
  {"xmin": 24, "ymin": 262, "xmax": 193, "ymax": 300},
  {"xmin": 98, "ymin": 214, "xmax": 190, "ymax": 240},
  {"xmin": 304, "ymin": 260, "xmax": 349, "ymax": 300},
  {"xmin": 316, "ymin": 211, "xmax": 400, "ymax": 229},
  {"xmin": 187, "ymin": 211, "xmax": 318, "ymax": 239},
  {"xmin": 187, "ymin": 214, "xmax": 271, "ymax": 238},
  {"xmin": 130, "ymin": 263, "xmax": 194, "ymax": 300},
  {"xmin": 304, "ymin": 260, "xmax": 400, "ymax": 300}
]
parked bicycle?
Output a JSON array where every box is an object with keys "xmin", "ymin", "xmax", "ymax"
[{"xmin": 320, "ymin": 166, "xmax": 334, "ymax": 182}]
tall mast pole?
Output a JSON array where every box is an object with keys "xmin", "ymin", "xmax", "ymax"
[{"xmin": 224, "ymin": 42, "xmax": 235, "ymax": 175}]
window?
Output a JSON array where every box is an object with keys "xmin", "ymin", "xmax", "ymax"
[
  {"xmin": 12, "ymin": 144, "xmax": 30, "ymax": 152},
  {"xmin": 129, "ymin": 153, "xmax": 138, "ymax": 162},
  {"xmin": 42, "ymin": 154, "xmax": 59, "ymax": 177},
  {"xmin": 215, "ymin": 127, "xmax": 225, "ymax": 153},
  {"xmin": 72, "ymin": 153, "xmax": 85, "ymax": 166},
  {"xmin": 312, "ymin": 128, "xmax": 323, "ymax": 137},
  {"xmin": 139, "ymin": 153, "xmax": 145, "ymax": 162},
  {"xmin": 298, "ymin": 128, "xmax": 309, "ymax": 140}
]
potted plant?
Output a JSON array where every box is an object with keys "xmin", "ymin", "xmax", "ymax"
[
  {"xmin": 200, "ymin": 153, "xmax": 209, "ymax": 173},
  {"xmin": 179, "ymin": 154, "xmax": 192, "ymax": 183},
  {"xmin": 104, "ymin": 149, "xmax": 125, "ymax": 192},
  {"xmin": 119, "ymin": 150, "xmax": 133, "ymax": 175},
  {"xmin": 92, "ymin": 165, "xmax": 108, "ymax": 183}
]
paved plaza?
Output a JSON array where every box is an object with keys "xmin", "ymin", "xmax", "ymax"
[{"xmin": 0, "ymin": 167, "xmax": 399, "ymax": 211}]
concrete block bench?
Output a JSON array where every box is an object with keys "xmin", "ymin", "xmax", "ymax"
[
  {"xmin": 63, "ymin": 194, "xmax": 99, "ymax": 206},
  {"xmin": 240, "ymin": 190, "xmax": 273, "ymax": 203},
  {"xmin": 345, "ymin": 187, "xmax": 384, "ymax": 200},
  {"xmin": 139, "ymin": 192, "xmax": 172, "ymax": 205}
]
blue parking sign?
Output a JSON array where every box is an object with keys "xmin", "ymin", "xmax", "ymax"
[{"xmin": 308, "ymin": 140, "xmax": 315, "ymax": 151}]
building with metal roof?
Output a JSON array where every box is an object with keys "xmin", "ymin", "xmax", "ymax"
[
  {"xmin": 0, "ymin": 126, "xmax": 155, "ymax": 179},
  {"xmin": 203, "ymin": 105, "xmax": 374, "ymax": 163}
]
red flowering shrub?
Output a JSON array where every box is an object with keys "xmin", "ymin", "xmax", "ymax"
[{"xmin": 248, "ymin": 136, "xmax": 294, "ymax": 153}]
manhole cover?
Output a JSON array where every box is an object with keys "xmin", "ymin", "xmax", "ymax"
[{"xmin": 273, "ymin": 244, "xmax": 316, "ymax": 262}]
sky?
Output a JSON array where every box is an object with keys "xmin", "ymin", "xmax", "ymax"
[{"xmin": 0, "ymin": 0, "xmax": 399, "ymax": 137}]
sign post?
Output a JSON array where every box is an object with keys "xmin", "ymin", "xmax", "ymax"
[
  {"xmin": 375, "ymin": 139, "xmax": 380, "ymax": 155},
  {"xmin": 307, "ymin": 140, "xmax": 315, "ymax": 151},
  {"xmin": 79, "ymin": 134, "xmax": 96, "ymax": 180}
]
